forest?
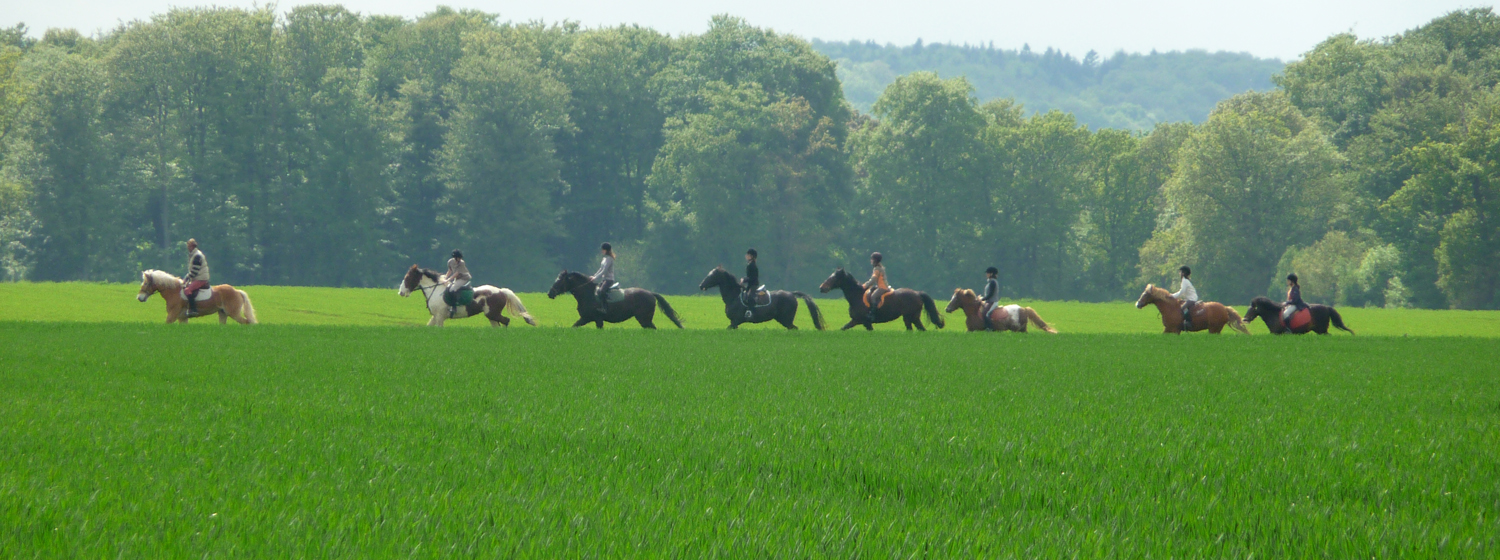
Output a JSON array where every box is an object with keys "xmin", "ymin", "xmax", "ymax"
[
  {"xmin": 0, "ymin": 8, "xmax": 1496, "ymax": 309},
  {"xmin": 814, "ymin": 40, "xmax": 1285, "ymax": 130}
]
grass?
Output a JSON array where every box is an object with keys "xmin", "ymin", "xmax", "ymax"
[
  {"xmin": 3, "ymin": 281, "xmax": 1499, "ymax": 335},
  {"xmin": 1, "ymin": 283, "xmax": 1498, "ymax": 556}
]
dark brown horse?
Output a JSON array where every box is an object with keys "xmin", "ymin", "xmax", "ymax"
[
  {"xmin": 698, "ymin": 267, "xmax": 825, "ymax": 330},
  {"xmin": 1244, "ymin": 297, "xmax": 1355, "ymax": 335},
  {"xmin": 818, "ymin": 268, "xmax": 944, "ymax": 331},
  {"xmin": 547, "ymin": 271, "xmax": 683, "ymax": 329}
]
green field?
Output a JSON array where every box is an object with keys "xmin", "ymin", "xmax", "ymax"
[{"xmin": 2, "ymin": 283, "xmax": 1498, "ymax": 556}]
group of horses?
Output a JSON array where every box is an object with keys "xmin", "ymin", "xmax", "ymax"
[{"xmin": 134, "ymin": 266, "xmax": 1353, "ymax": 336}]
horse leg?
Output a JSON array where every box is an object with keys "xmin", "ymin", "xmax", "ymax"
[
  {"xmin": 493, "ymin": 314, "xmax": 510, "ymax": 328},
  {"xmin": 596, "ymin": 320, "xmax": 605, "ymax": 329},
  {"xmin": 637, "ymin": 312, "xmax": 656, "ymax": 329},
  {"xmin": 841, "ymin": 319, "xmax": 859, "ymax": 331},
  {"xmin": 777, "ymin": 313, "xmax": 797, "ymax": 330},
  {"xmin": 218, "ymin": 309, "xmax": 228, "ymax": 325},
  {"xmin": 572, "ymin": 317, "xmax": 590, "ymax": 328}
]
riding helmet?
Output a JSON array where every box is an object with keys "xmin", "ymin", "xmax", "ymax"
[
  {"xmin": 452, "ymin": 249, "xmax": 464, "ymax": 260},
  {"xmin": 601, "ymin": 242, "xmax": 612, "ymax": 252},
  {"xmin": 985, "ymin": 266, "xmax": 998, "ymax": 275},
  {"xmin": 1179, "ymin": 265, "xmax": 1191, "ymax": 277},
  {"xmin": 746, "ymin": 248, "xmax": 758, "ymax": 258},
  {"xmin": 871, "ymin": 252, "xmax": 883, "ymax": 263},
  {"xmin": 1286, "ymin": 273, "xmax": 1299, "ymax": 283}
]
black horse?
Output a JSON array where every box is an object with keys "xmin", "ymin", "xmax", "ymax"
[
  {"xmin": 546, "ymin": 271, "xmax": 683, "ymax": 329},
  {"xmin": 1243, "ymin": 296, "xmax": 1355, "ymax": 335},
  {"xmin": 698, "ymin": 267, "xmax": 825, "ymax": 330},
  {"xmin": 818, "ymin": 268, "xmax": 944, "ymax": 331}
]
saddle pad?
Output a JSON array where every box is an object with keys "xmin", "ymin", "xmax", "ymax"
[
  {"xmin": 1287, "ymin": 308, "xmax": 1312, "ymax": 330},
  {"xmin": 603, "ymin": 287, "xmax": 626, "ymax": 301},
  {"xmin": 181, "ymin": 288, "xmax": 214, "ymax": 302},
  {"xmin": 443, "ymin": 287, "xmax": 476, "ymax": 307},
  {"xmin": 990, "ymin": 304, "xmax": 1023, "ymax": 330}
]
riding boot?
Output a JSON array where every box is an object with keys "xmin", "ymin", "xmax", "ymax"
[
  {"xmin": 450, "ymin": 306, "xmax": 458, "ymax": 318},
  {"xmin": 187, "ymin": 298, "xmax": 198, "ymax": 318}
]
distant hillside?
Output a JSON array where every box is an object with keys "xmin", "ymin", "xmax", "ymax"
[{"xmin": 813, "ymin": 40, "xmax": 1285, "ymax": 130}]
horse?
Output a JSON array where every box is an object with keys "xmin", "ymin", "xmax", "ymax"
[
  {"xmin": 698, "ymin": 266, "xmax": 825, "ymax": 330},
  {"xmin": 818, "ymin": 268, "xmax": 944, "ymax": 331},
  {"xmin": 398, "ymin": 265, "xmax": 537, "ymax": 327},
  {"xmin": 944, "ymin": 289, "xmax": 1056, "ymax": 333},
  {"xmin": 1243, "ymin": 296, "xmax": 1355, "ymax": 335},
  {"xmin": 1135, "ymin": 284, "xmax": 1249, "ymax": 334},
  {"xmin": 136, "ymin": 269, "xmax": 257, "ymax": 324},
  {"xmin": 546, "ymin": 270, "xmax": 683, "ymax": 329}
]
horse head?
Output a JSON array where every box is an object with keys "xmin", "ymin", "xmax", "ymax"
[
  {"xmin": 1243, "ymin": 297, "xmax": 1277, "ymax": 323},
  {"xmin": 819, "ymin": 268, "xmax": 850, "ymax": 294},
  {"xmin": 399, "ymin": 265, "xmax": 441, "ymax": 297},
  {"xmin": 137, "ymin": 270, "xmax": 162, "ymax": 302},
  {"xmin": 945, "ymin": 288, "xmax": 976, "ymax": 313},
  {"xmin": 1135, "ymin": 284, "xmax": 1163, "ymax": 309},
  {"xmin": 548, "ymin": 270, "xmax": 586, "ymax": 299},
  {"xmin": 698, "ymin": 266, "xmax": 734, "ymax": 292}
]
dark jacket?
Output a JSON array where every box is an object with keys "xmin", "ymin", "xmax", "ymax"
[
  {"xmin": 982, "ymin": 278, "xmax": 999, "ymax": 304},
  {"xmin": 743, "ymin": 260, "xmax": 759, "ymax": 291},
  {"xmin": 1286, "ymin": 284, "xmax": 1307, "ymax": 310}
]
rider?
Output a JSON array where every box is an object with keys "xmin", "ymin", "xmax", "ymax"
[
  {"xmin": 981, "ymin": 266, "xmax": 1000, "ymax": 330},
  {"xmin": 440, "ymin": 249, "xmax": 471, "ymax": 318},
  {"xmin": 1172, "ymin": 265, "xmax": 1198, "ymax": 332},
  {"xmin": 182, "ymin": 238, "xmax": 210, "ymax": 317},
  {"xmin": 741, "ymin": 248, "xmax": 760, "ymax": 314},
  {"xmin": 863, "ymin": 252, "xmax": 889, "ymax": 323},
  {"xmin": 590, "ymin": 243, "xmax": 616, "ymax": 314},
  {"xmin": 1283, "ymin": 273, "xmax": 1308, "ymax": 324}
]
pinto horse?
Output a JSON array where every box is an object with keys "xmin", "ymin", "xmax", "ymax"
[
  {"xmin": 137, "ymin": 269, "xmax": 257, "ymax": 324},
  {"xmin": 1243, "ymin": 296, "xmax": 1354, "ymax": 335},
  {"xmin": 547, "ymin": 271, "xmax": 683, "ymax": 329},
  {"xmin": 699, "ymin": 267, "xmax": 825, "ymax": 330},
  {"xmin": 1135, "ymin": 284, "xmax": 1249, "ymax": 334},
  {"xmin": 818, "ymin": 268, "xmax": 944, "ymax": 331},
  {"xmin": 398, "ymin": 265, "xmax": 536, "ymax": 327},
  {"xmin": 945, "ymin": 289, "xmax": 1056, "ymax": 333}
]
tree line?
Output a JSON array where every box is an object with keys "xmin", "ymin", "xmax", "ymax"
[{"xmin": 0, "ymin": 8, "xmax": 1496, "ymax": 308}]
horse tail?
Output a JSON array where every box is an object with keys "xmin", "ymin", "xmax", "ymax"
[
  {"xmin": 1328, "ymin": 307, "xmax": 1354, "ymax": 335},
  {"xmin": 499, "ymin": 288, "xmax": 537, "ymax": 326},
  {"xmin": 1225, "ymin": 306, "xmax": 1250, "ymax": 335},
  {"xmin": 920, "ymin": 292, "xmax": 945, "ymax": 328},
  {"xmin": 1023, "ymin": 307, "xmax": 1057, "ymax": 333},
  {"xmin": 792, "ymin": 291, "xmax": 826, "ymax": 331},
  {"xmin": 654, "ymin": 293, "xmax": 684, "ymax": 328},
  {"xmin": 238, "ymin": 290, "xmax": 258, "ymax": 324}
]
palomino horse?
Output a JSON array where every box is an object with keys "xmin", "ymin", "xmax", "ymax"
[
  {"xmin": 698, "ymin": 267, "xmax": 825, "ymax": 330},
  {"xmin": 1135, "ymin": 284, "xmax": 1249, "ymax": 334},
  {"xmin": 547, "ymin": 271, "xmax": 683, "ymax": 329},
  {"xmin": 945, "ymin": 289, "xmax": 1056, "ymax": 333},
  {"xmin": 818, "ymin": 268, "xmax": 944, "ymax": 331},
  {"xmin": 1243, "ymin": 296, "xmax": 1354, "ymax": 335},
  {"xmin": 398, "ymin": 265, "xmax": 536, "ymax": 327},
  {"xmin": 137, "ymin": 269, "xmax": 257, "ymax": 324}
]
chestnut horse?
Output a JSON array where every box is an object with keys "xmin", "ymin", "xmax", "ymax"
[
  {"xmin": 1135, "ymin": 284, "xmax": 1248, "ymax": 334},
  {"xmin": 818, "ymin": 268, "xmax": 944, "ymax": 331},
  {"xmin": 136, "ymin": 269, "xmax": 257, "ymax": 324},
  {"xmin": 398, "ymin": 265, "xmax": 537, "ymax": 327},
  {"xmin": 944, "ymin": 289, "xmax": 1056, "ymax": 333}
]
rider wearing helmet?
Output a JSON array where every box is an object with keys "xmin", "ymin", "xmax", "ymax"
[
  {"xmin": 1173, "ymin": 265, "xmax": 1198, "ymax": 332},
  {"xmin": 182, "ymin": 238, "xmax": 210, "ymax": 317},
  {"xmin": 591, "ymin": 243, "xmax": 616, "ymax": 314},
  {"xmin": 441, "ymin": 249, "xmax": 471, "ymax": 318},
  {"xmin": 1283, "ymin": 273, "xmax": 1308, "ymax": 324},
  {"xmin": 863, "ymin": 252, "xmax": 889, "ymax": 323},
  {"xmin": 741, "ymin": 248, "xmax": 760, "ymax": 313}
]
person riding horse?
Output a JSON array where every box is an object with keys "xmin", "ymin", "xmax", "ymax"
[
  {"xmin": 864, "ymin": 252, "xmax": 890, "ymax": 323},
  {"xmin": 591, "ymin": 243, "xmax": 616, "ymax": 313},
  {"xmin": 1173, "ymin": 265, "xmax": 1198, "ymax": 332},
  {"xmin": 741, "ymin": 248, "xmax": 760, "ymax": 316},
  {"xmin": 182, "ymin": 238, "xmax": 210, "ymax": 317},
  {"xmin": 1283, "ymin": 273, "xmax": 1309, "ymax": 323},
  {"xmin": 440, "ymin": 249, "xmax": 472, "ymax": 318},
  {"xmin": 981, "ymin": 266, "xmax": 1000, "ymax": 330}
]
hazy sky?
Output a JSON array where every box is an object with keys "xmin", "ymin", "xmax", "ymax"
[{"xmin": 8, "ymin": 0, "xmax": 1496, "ymax": 60}]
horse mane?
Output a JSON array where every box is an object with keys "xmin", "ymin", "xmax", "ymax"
[
  {"xmin": 1250, "ymin": 296, "xmax": 1276, "ymax": 307},
  {"xmin": 144, "ymin": 270, "xmax": 180, "ymax": 289},
  {"xmin": 418, "ymin": 268, "xmax": 442, "ymax": 282}
]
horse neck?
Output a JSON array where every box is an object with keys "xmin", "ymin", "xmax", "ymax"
[
  {"xmin": 835, "ymin": 275, "xmax": 862, "ymax": 304},
  {"xmin": 570, "ymin": 275, "xmax": 596, "ymax": 297},
  {"xmin": 1150, "ymin": 294, "xmax": 1180, "ymax": 323}
]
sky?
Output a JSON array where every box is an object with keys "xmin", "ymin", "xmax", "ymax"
[{"xmin": 6, "ymin": 0, "xmax": 1496, "ymax": 60}]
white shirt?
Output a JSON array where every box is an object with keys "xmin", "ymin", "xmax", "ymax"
[{"xmin": 1172, "ymin": 277, "xmax": 1197, "ymax": 301}]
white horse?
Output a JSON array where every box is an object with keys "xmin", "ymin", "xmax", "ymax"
[{"xmin": 398, "ymin": 265, "xmax": 536, "ymax": 327}]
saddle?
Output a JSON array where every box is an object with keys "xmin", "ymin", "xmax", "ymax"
[
  {"xmin": 442, "ymin": 286, "xmax": 476, "ymax": 307},
  {"xmin": 743, "ymin": 286, "xmax": 770, "ymax": 307},
  {"xmin": 180, "ymin": 285, "xmax": 214, "ymax": 303},
  {"xmin": 600, "ymin": 283, "xmax": 625, "ymax": 302},
  {"xmin": 1283, "ymin": 307, "xmax": 1312, "ymax": 330},
  {"xmin": 863, "ymin": 287, "xmax": 892, "ymax": 308}
]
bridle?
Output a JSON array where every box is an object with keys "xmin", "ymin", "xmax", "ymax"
[{"xmin": 406, "ymin": 273, "xmax": 450, "ymax": 306}]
